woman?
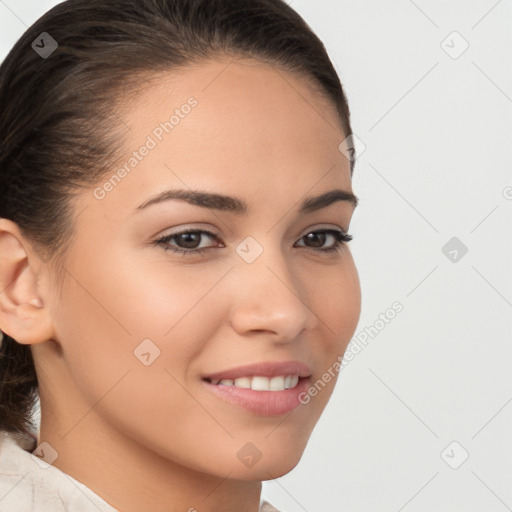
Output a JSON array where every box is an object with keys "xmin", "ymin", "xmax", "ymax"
[{"xmin": 0, "ymin": 0, "xmax": 361, "ymax": 510}]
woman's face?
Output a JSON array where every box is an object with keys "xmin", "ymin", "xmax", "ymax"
[{"xmin": 40, "ymin": 58, "xmax": 361, "ymax": 481}]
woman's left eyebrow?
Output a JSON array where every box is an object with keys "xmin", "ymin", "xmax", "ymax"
[
  {"xmin": 299, "ymin": 189, "xmax": 358, "ymax": 213},
  {"xmin": 134, "ymin": 188, "xmax": 358, "ymax": 214}
]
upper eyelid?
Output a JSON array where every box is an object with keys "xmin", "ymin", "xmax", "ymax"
[{"xmin": 160, "ymin": 224, "xmax": 348, "ymax": 238}]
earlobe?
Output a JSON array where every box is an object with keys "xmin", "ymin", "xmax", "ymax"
[{"xmin": 0, "ymin": 219, "xmax": 54, "ymax": 345}]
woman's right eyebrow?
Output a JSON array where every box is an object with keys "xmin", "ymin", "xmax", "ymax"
[{"xmin": 134, "ymin": 188, "xmax": 358, "ymax": 215}]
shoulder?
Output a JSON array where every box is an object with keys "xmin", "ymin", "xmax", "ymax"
[{"xmin": 0, "ymin": 431, "xmax": 116, "ymax": 512}]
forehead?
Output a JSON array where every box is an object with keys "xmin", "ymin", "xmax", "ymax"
[
  {"xmin": 82, "ymin": 58, "xmax": 352, "ymax": 218},
  {"xmin": 121, "ymin": 57, "xmax": 346, "ymax": 155}
]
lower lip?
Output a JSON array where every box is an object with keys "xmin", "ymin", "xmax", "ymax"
[{"xmin": 202, "ymin": 377, "xmax": 311, "ymax": 416}]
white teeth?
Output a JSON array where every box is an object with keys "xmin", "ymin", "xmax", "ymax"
[
  {"xmin": 251, "ymin": 376, "xmax": 269, "ymax": 391},
  {"xmin": 212, "ymin": 375, "xmax": 300, "ymax": 391},
  {"xmin": 233, "ymin": 377, "xmax": 251, "ymax": 388},
  {"xmin": 269, "ymin": 376, "xmax": 285, "ymax": 391}
]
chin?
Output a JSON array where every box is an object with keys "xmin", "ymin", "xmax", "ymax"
[{"xmin": 227, "ymin": 442, "xmax": 307, "ymax": 481}]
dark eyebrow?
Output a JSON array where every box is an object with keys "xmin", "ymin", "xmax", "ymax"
[
  {"xmin": 299, "ymin": 189, "xmax": 358, "ymax": 213},
  {"xmin": 135, "ymin": 188, "xmax": 358, "ymax": 214}
]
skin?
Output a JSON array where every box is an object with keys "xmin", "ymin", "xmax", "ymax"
[{"xmin": 0, "ymin": 57, "xmax": 361, "ymax": 512}]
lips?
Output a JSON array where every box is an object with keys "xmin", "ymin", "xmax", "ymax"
[{"xmin": 201, "ymin": 361, "xmax": 312, "ymax": 416}]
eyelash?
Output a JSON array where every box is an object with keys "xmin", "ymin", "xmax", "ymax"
[{"xmin": 154, "ymin": 228, "xmax": 353, "ymax": 256}]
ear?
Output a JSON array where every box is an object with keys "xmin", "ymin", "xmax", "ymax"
[{"xmin": 0, "ymin": 218, "xmax": 54, "ymax": 345}]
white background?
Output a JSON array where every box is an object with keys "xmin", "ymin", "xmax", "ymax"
[{"xmin": 1, "ymin": 1, "xmax": 511, "ymax": 511}]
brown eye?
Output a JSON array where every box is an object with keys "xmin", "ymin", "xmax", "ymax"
[
  {"xmin": 155, "ymin": 229, "xmax": 220, "ymax": 254},
  {"xmin": 295, "ymin": 229, "xmax": 353, "ymax": 253},
  {"xmin": 175, "ymin": 232, "xmax": 203, "ymax": 249},
  {"xmin": 303, "ymin": 231, "xmax": 327, "ymax": 248}
]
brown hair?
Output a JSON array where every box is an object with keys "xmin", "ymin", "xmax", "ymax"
[{"xmin": 0, "ymin": 0, "xmax": 354, "ymax": 436}]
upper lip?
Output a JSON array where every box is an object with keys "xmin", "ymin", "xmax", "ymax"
[{"xmin": 202, "ymin": 360, "xmax": 312, "ymax": 381}]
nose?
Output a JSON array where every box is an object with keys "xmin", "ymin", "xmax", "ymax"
[{"xmin": 228, "ymin": 244, "xmax": 319, "ymax": 343}]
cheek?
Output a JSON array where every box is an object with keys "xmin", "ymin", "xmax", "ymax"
[
  {"xmin": 308, "ymin": 252, "xmax": 361, "ymax": 351},
  {"xmin": 278, "ymin": 254, "xmax": 360, "ymax": 423},
  {"xmin": 112, "ymin": 253, "xmax": 233, "ymax": 337},
  {"xmin": 334, "ymin": 263, "xmax": 361, "ymax": 344},
  {"xmin": 50, "ymin": 262, "xmax": 243, "ymax": 472},
  {"xmin": 56, "ymin": 248, "xmax": 231, "ymax": 351},
  {"xmin": 50, "ymin": 253, "xmax": 232, "ymax": 412}
]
